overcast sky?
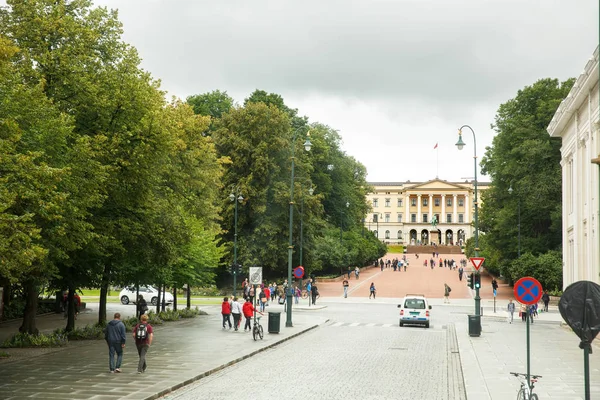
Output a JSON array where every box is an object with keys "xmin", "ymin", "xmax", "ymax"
[{"xmin": 89, "ymin": 1, "xmax": 597, "ymax": 181}]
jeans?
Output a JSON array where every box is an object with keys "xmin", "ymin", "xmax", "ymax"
[
  {"xmin": 222, "ymin": 313, "xmax": 231, "ymax": 328},
  {"xmin": 244, "ymin": 316, "xmax": 252, "ymax": 331},
  {"xmin": 343, "ymin": 286, "xmax": 348, "ymax": 298},
  {"xmin": 259, "ymin": 301, "xmax": 265, "ymax": 312},
  {"xmin": 108, "ymin": 341, "xmax": 123, "ymax": 371},
  {"xmin": 232, "ymin": 313, "xmax": 241, "ymax": 330},
  {"xmin": 136, "ymin": 343, "xmax": 149, "ymax": 372}
]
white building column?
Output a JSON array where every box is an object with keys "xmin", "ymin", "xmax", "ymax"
[
  {"xmin": 453, "ymin": 194, "xmax": 458, "ymax": 223},
  {"xmin": 429, "ymin": 194, "xmax": 433, "ymax": 222},
  {"xmin": 464, "ymin": 193, "xmax": 470, "ymax": 225},
  {"xmin": 417, "ymin": 194, "xmax": 422, "ymax": 222},
  {"xmin": 441, "ymin": 194, "xmax": 446, "ymax": 222},
  {"xmin": 405, "ymin": 193, "xmax": 410, "ymax": 221}
]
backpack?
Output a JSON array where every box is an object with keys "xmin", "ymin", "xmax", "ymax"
[
  {"xmin": 448, "ymin": 287, "xmax": 452, "ymax": 293},
  {"xmin": 135, "ymin": 323, "xmax": 148, "ymax": 341}
]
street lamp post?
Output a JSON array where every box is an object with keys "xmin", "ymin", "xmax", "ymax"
[
  {"xmin": 229, "ymin": 188, "xmax": 244, "ymax": 296},
  {"xmin": 456, "ymin": 125, "xmax": 480, "ymax": 317},
  {"xmin": 286, "ymin": 128, "xmax": 312, "ymax": 328},
  {"xmin": 508, "ymin": 185, "xmax": 521, "ymax": 258}
]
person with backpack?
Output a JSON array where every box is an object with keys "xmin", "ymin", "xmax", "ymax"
[
  {"xmin": 105, "ymin": 312, "xmax": 126, "ymax": 373},
  {"xmin": 369, "ymin": 282, "xmax": 376, "ymax": 299},
  {"xmin": 444, "ymin": 283, "xmax": 451, "ymax": 303},
  {"xmin": 132, "ymin": 314, "xmax": 154, "ymax": 373}
]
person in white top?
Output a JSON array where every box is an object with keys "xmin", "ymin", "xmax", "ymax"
[{"xmin": 230, "ymin": 297, "xmax": 243, "ymax": 331}]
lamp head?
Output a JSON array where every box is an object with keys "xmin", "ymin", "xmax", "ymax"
[
  {"xmin": 346, "ymin": 201, "xmax": 350, "ymax": 208},
  {"xmin": 455, "ymin": 130, "xmax": 466, "ymax": 150},
  {"xmin": 237, "ymin": 195, "xmax": 244, "ymax": 203},
  {"xmin": 303, "ymin": 135, "xmax": 312, "ymax": 152},
  {"xmin": 508, "ymin": 186, "xmax": 513, "ymax": 195},
  {"xmin": 308, "ymin": 187, "xmax": 314, "ymax": 196},
  {"xmin": 228, "ymin": 193, "xmax": 235, "ymax": 202}
]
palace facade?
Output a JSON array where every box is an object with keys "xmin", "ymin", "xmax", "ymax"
[
  {"xmin": 364, "ymin": 179, "xmax": 490, "ymax": 246},
  {"xmin": 547, "ymin": 46, "xmax": 600, "ymax": 288}
]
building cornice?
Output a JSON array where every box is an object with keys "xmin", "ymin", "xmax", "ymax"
[{"xmin": 547, "ymin": 46, "xmax": 599, "ymax": 137}]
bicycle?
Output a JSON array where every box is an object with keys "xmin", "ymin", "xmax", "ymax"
[
  {"xmin": 510, "ymin": 372, "xmax": 542, "ymax": 400},
  {"xmin": 252, "ymin": 313, "xmax": 264, "ymax": 341}
]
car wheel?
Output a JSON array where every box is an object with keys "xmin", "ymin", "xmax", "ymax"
[
  {"xmin": 151, "ymin": 297, "xmax": 158, "ymax": 306},
  {"xmin": 120, "ymin": 296, "xmax": 129, "ymax": 305},
  {"xmin": 425, "ymin": 322, "xmax": 430, "ymax": 328},
  {"xmin": 399, "ymin": 321, "xmax": 403, "ymax": 327}
]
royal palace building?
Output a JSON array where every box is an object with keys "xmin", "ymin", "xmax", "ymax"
[{"xmin": 364, "ymin": 179, "xmax": 490, "ymax": 247}]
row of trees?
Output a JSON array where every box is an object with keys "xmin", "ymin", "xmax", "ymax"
[
  {"xmin": 468, "ymin": 78, "xmax": 574, "ymax": 291},
  {"xmin": 0, "ymin": 0, "xmax": 385, "ymax": 334}
]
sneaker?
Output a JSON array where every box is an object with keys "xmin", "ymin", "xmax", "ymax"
[
  {"xmin": 115, "ymin": 368, "xmax": 121, "ymax": 373},
  {"xmin": 110, "ymin": 370, "xmax": 115, "ymax": 373},
  {"xmin": 137, "ymin": 371, "xmax": 142, "ymax": 374}
]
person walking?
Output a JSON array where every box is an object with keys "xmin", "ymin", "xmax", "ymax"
[
  {"xmin": 542, "ymin": 290, "xmax": 550, "ymax": 312},
  {"xmin": 311, "ymin": 283, "xmax": 319, "ymax": 305},
  {"xmin": 294, "ymin": 286, "xmax": 301, "ymax": 304},
  {"xmin": 242, "ymin": 298, "xmax": 255, "ymax": 332},
  {"xmin": 458, "ymin": 266, "xmax": 464, "ymax": 281},
  {"xmin": 221, "ymin": 297, "xmax": 232, "ymax": 329},
  {"xmin": 369, "ymin": 282, "xmax": 376, "ymax": 299},
  {"xmin": 342, "ymin": 278, "xmax": 349, "ymax": 298},
  {"xmin": 105, "ymin": 312, "xmax": 126, "ymax": 373},
  {"xmin": 231, "ymin": 297, "xmax": 242, "ymax": 331},
  {"xmin": 507, "ymin": 299, "xmax": 516, "ymax": 324},
  {"xmin": 444, "ymin": 283, "xmax": 451, "ymax": 303},
  {"xmin": 133, "ymin": 314, "xmax": 153, "ymax": 374},
  {"xmin": 355, "ymin": 266, "xmax": 360, "ymax": 280},
  {"xmin": 520, "ymin": 303, "xmax": 527, "ymax": 322},
  {"xmin": 258, "ymin": 289, "xmax": 267, "ymax": 312},
  {"xmin": 137, "ymin": 295, "xmax": 148, "ymax": 318},
  {"xmin": 492, "ymin": 278, "xmax": 498, "ymax": 297},
  {"xmin": 306, "ymin": 279, "xmax": 312, "ymax": 306}
]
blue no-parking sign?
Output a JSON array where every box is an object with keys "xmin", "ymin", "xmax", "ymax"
[{"xmin": 513, "ymin": 277, "xmax": 543, "ymax": 305}]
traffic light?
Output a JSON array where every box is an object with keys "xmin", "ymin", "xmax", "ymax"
[
  {"xmin": 467, "ymin": 273, "xmax": 474, "ymax": 289},
  {"xmin": 474, "ymin": 273, "xmax": 481, "ymax": 289},
  {"xmin": 231, "ymin": 263, "xmax": 242, "ymax": 275}
]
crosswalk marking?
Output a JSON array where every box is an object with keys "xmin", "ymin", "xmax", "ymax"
[
  {"xmin": 349, "ymin": 322, "xmax": 360, "ymax": 327},
  {"xmin": 331, "ymin": 322, "xmax": 344, "ymax": 327},
  {"xmin": 365, "ymin": 323, "xmax": 376, "ymax": 327},
  {"xmin": 329, "ymin": 321, "xmax": 396, "ymax": 328}
]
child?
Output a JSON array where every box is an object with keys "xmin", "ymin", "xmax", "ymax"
[{"xmin": 507, "ymin": 299, "xmax": 515, "ymax": 324}]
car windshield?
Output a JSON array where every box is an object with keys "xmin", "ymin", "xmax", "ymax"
[{"xmin": 404, "ymin": 299, "xmax": 426, "ymax": 309}]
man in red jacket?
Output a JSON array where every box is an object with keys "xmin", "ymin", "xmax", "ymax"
[
  {"xmin": 221, "ymin": 297, "xmax": 232, "ymax": 329},
  {"xmin": 242, "ymin": 298, "xmax": 255, "ymax": 332}
]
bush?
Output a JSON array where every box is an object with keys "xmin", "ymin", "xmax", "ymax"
[
  {"xmin": 0, "ymin": 350, "xmax": 10, "ymax": 358},
  {"xmin": 1, "ymin": 332, "xmax": 68, "ymax": 348},
  {"xmin": 60, "ymin": 324, "xmax": 105, "ymax": 341},
  {"xmin": 179, "ymin": 307, "xmax": 203, "ymax": 318}
]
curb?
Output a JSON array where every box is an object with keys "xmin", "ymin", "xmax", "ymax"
[{"xmin": 145, "ymin": 318, "xmax": 330, "ymax": 400}]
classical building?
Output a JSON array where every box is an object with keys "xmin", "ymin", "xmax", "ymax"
[
  {"xmin": 547, "ymin": 46, "xmax": 600, "ymax": 288},
  {"xmin": 364, "ymin": 179, "xmax": 490, "ymax": 246}
]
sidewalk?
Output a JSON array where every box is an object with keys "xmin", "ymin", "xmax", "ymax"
[{"xmin": 0, "ymin": 303, "xmax": 327, "ymax": 400}]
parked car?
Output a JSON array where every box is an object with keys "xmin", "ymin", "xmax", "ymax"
[
  {"xmin": 119, "ymin": 286, "xmax": 174, "ymax": 306},
  {"xmin": 398, "ymin": 294, "xmax": 431, "ymax": 328}
]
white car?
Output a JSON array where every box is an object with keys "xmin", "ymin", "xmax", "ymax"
[
  {"xmin": 119, "ymin": 285, "xmax": 174, "ymax": 306},
  {"xmin": 398, "ymin": 294, "xmax": 431, "ymax": 328}
]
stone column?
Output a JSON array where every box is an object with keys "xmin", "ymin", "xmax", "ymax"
[
  {"xmin": 464, "ymin": 193, "xmax": 470, "ymax": 225},
  {"xmin": 441, "ymin": 194, "xmax": 446, "ymax": 223},
  {"xmin": 453, "ymin": 194, "xmax": 458, "ymax": 223},
  {"xmin": 429, "ymin": 194, "xmax": 433, "ymax": 222},
  {"xmin": 405, "ymin": 193, "xmax": 410, "ymax": 221}
]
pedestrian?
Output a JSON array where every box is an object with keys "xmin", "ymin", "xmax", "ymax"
[
  {"xmin": 542, "ymin": 290, "xmax": 550, "ymax": 312},
  {"xmin": 458, "ymin": 266, "xmax": 464, "ymax": 281},
  {"xmin": 355, "ymin": 266, "xmax": 360, "ymax": 280},
  {"xmin": 347, "ymin": 269, "xmax": 351, "ymax": 279},
  {"xmin": 231, "ymin": 296, "xmax": 242, "ymax": 331},
  {"xmin": 507, "ymin": 299, "xmax": 516, "ymax": 324},
  {"xmin": 104, "ymin": 312, "xmax": 126, "ymax": 373},
  {"xmin": 294, "ymin": 286, "xmax": 301, "ymax": 304},
  {"xmin": 311, "ymin": 283, "xmax": 319, "ymax": 305},
  {"xmin": 242, "ymin": 298, "xmax": 255, "ymax": 332},
  {"xmin": 444, "ymin": 283, "xmax": 451, "ymax": 303},
  {"xmin": 529, "ymin": 305, "xmax": 535, "ymax": 323},
  {"xmin": 137, "ymin": 295, "xmax": 148, "ymax": 318},
  {"xmin": 133, "ymin": 314, "xmax": 154, "ymax": 374},
  {"xmin": 264, "ymin": 285, "xmax": 271, "ymax": 303},
  {"xmin": 258, "ymin": 288, "xmax": 267, "ymax": 312},
  {"xmin": 221, "ymin": 296, "xmax": 232, "ymax": 329},
  {"xmin": 492, "ymin": 278, "xmax": 498, "ymax": 297},
  {"xmin": 248, "ymin": 285, "xmax": 255, "ymax": 304},
  {"xmin": 306, "ymin": 279, "xmax": 312, "ymax": 306},
  {"xmin": 342, "ymin": 277, "xmax": 349, "ymax": 298},
  {"xmin": 369, "ymin": 282, "xmax": 376, "ymax": 299},
  {"xmin": 520, "ymin": 303, "xmax": 527, "ymax": 322}
]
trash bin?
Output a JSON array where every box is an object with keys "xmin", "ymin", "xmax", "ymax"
[
  {"xmin": 268, "ymin": 312, "xmax": 281, "ymax": 334},
  {"xmin": 468, "ymin": 315, "xmax": 481, "ymax": 337}
]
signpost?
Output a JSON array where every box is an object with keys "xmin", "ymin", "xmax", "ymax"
[
  {"xmin": 469, "ymin": 257, "xmax": 485, "ymax": 271},
  {"xmin": 293, "ymin": 266, "xmax": 305, "ymax": 279},
  {"xmin": 513, "ymin": 276, "xmax": 543, "ymax": 392}
]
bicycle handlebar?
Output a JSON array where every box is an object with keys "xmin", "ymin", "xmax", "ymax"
[{"xmin": 510, "ymin": 372, "xmax": 542, "ymax": 379}]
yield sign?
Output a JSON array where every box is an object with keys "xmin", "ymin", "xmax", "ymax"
[
  {"xmin": 514, "ymin": 277, "xmax": 543, "ymax": 305},
  {"xmin": 470, "ymin": 257, "xmax": 485, "ymax": 271}
]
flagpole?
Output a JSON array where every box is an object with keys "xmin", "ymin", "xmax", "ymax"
[{"xmin": 436, "ymin": 144, "xmax": 439, "ymax": 179}]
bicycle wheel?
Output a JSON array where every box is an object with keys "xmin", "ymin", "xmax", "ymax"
[
  {"xmin": 253, "ymin": 325, "xmax": 258, "ymax": 341},
  {"xmin": 516, "ymin": 388, "xmax": 526, "ymax": 400},
  {"xmin": 301, "ymin": 291, "xmax": 308, "ymax": 299},
  {"xmin": 258, "ymin": 325, "xmax": 264, "ymax": 340},
  {"xmin": 529, "ymin": 394, "xmax": 538, "ymax": 400}
]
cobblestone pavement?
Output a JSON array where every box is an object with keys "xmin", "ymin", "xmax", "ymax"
[{"xmin": 162, "ymin": 321, "xmax": 458, "ymax": 400}]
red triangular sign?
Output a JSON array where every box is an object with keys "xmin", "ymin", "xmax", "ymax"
[{"xmin": 470, "ymin": 257, "xmax": 485, "ymax": 271}]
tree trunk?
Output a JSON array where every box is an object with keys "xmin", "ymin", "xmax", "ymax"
[
  {"xmin": 19, "ymin": 280, "xmax": 39, "ymax": 335},
  {"xmin": 161, "ymin": 284, "xmax": 166, "ymax": 312},
  {"xmin": 155, "ymin": 285, "xmax": 161, "ymax": 314},
  {"xmin": 186, "ymin": 283, "xmax": 191, "ymax": 309},
  {"xmin": 65, "ymin": 285, "xmax": 75, "ymax": 332},
  {"xmin": 173, "ymin": 286, "xmax": 177, "ymax": 311},
  {"xmin": 98, "ymin": 264, "xmax": 110, "ymax": 325}
]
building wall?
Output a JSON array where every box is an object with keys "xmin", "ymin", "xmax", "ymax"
[
  {"xmin": 547, "ymin": 46, "xmax": 600, "ymax": 288},
  {"xmin": 364, "ymin": 179, "xmax": 489, "ymax": 246}
]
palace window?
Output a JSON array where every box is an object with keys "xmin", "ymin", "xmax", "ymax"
[
  {"xmin": 385, "ymin": 230, "xmax": 390, "ymax": 239},
  {"xmin": 385, "ymin": 198, "xmax": 390, "ymax": 207},
  {"xmin": 446, "ymin": 214, "xmax": 452, "ymax": 223},
  {"xmin": 397, "ymin": 230, "xmax": 402, "ymax": 239},
  {"xmin": 458, "ymin": 198, "xmax": 464, "ymax": 207},
  {"xmin": 411, "ymin": 214, "xmax": 417, "ymax": 223},
  {"xmin": 447, "ymin": 198, "xmax": 452, "ymax": 207},
  {"xmin": 397, "ymin": 213, "xmax": 402, "ymax": 222},
  {"xmin": 373, "ymin": 214, "xmax": 378, "ymax": 223},
  {"xmin": 411, "ymin": 198, "xmax": 417, "ymax": 207},
  {"xmin": 423, "ymin": 198, "xmax": 428, "ymax": 206},
  {"xmin": 385, "ymin": 214, "xmax": 390, "ymax": 222},
  {"xmin": 434, "ymin": 198, "xmax": 440, "ymax": 206},
  {"xmin": 373, "ymin": 198, "xmax": 379, "ymax": 207},
  {"xmin": 422, "ymin": 214, "xmax": 428, "ymax": 223},
  {"xmin": 458, "ymin": 214, "xmax": 464, "ymax": 223},
  {"xmin": 397, "ymin": 198, "xmax": 403, "ymax": 207}
]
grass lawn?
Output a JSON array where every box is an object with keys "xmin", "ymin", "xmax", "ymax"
[{"xmin": 387, "ymin": 244, "xmax": 404, "ymax": 253}]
